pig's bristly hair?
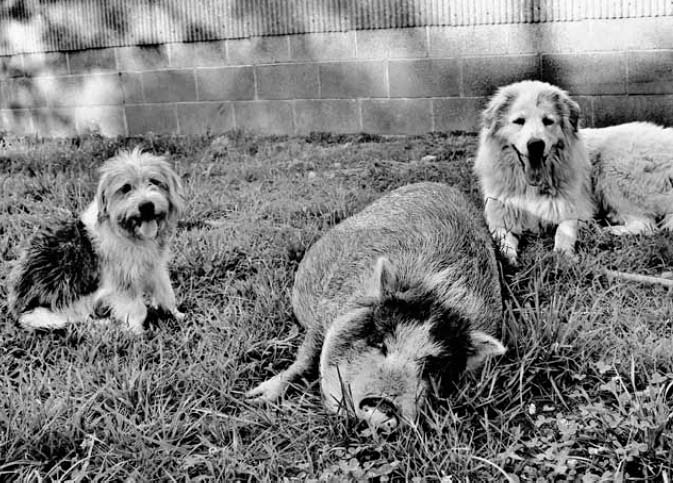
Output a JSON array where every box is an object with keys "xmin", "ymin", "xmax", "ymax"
[{"xmin": 348, "ymin": 279, "xmax": 474, "ymax": 394}]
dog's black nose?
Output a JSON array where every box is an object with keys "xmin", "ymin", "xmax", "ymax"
[
  {"xmin": 138, "ymin": 201, "xmax": 155, "ymax": 219},
  {"xmin": 527, "ymin": 138, "xmax": 546, "ymax": 161}
]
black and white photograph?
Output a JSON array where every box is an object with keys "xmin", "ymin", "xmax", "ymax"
[{"xmin": 0, "ymin": 1, "xmax": 672, "ymax": 480}]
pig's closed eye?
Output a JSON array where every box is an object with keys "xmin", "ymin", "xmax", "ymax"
[{"xmin": 371, "ymin": 340, "xmax": 387, "ymax": 356}]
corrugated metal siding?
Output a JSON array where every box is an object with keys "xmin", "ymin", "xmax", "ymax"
[{"xmin": 2, "ymin": 0, "xmax": 673, "ymax": 55}]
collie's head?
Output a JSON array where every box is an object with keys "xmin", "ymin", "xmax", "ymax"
[
  {"xmin": 480, "ymin": 80, "xmax": 582, "ymax": 191},
  {"xmin": 94, "ymin": 148, "xmax": 183, "ymax": 242}
]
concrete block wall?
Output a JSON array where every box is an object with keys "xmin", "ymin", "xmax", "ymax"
[{"xmin": 1, "ymin": 16, "xmax": 673, "ymax": 137}]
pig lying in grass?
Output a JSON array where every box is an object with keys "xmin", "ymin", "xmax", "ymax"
[{"xmin": 248, "ymin": 182, "xmax": 506, "ymax": 431}]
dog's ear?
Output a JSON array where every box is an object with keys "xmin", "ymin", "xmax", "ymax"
[
  {"xmin": 482, "ymin": 89, "xmax": 514, "ymax": 133},
  {"xmin": 565, "ymin": 96, "xmax": 581, "ymax": 132},
  {"xmin": 94, "ymin": 171, "xmax": 109, "ymax": 221},
  {"xmin": 366, "ymin": 256, "xmax": 398, "ymax": 299},
  {"xmin": 161, "ymin": 159, "xmax": 184, "ymax": 219},
  {"xmin": 554, "ymin": 90, "xmax": 581, "ymax": 133}
]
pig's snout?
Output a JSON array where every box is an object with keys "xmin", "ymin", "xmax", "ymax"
[{"xmin": 359, "ymin": 396, "xmax": 399, "ymax": 432}]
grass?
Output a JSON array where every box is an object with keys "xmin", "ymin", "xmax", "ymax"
[{"xmin": 0, "ymin": 131, "xmax": 671, "ymax": 481}]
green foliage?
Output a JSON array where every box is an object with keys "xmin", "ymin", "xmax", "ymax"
[{"xmin": 0, "ymin": 132, "xmax": 671, "ymax": 481}]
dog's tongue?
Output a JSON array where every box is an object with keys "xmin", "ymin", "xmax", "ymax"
[{"xmin": 139, "ymin": 219, "xmax": 158, "ymax": 238}]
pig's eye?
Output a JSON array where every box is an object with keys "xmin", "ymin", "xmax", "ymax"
[{"xmin": 371, "ymin": 341, "xmax": 387, "ymax": 356}]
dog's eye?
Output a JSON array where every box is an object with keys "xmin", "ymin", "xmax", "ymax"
[
  {"xmin": 118, "ymin": 183, "xmax": 132, "ymax": 194},
  {"xmin": 149, "ymin": 178, "xmax": 166, "ymax": 189},
  {"xmin": 543, "ymin": 117, "xmax": 555, "ymax": 126},
  {"xmin": 512, "ymin": 117, "xmax": 525, "ymax": 125}
]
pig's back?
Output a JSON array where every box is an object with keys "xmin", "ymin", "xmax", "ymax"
[{"xmin": 292, "ymin": 182, "xmax": 502, "ymax": 334}]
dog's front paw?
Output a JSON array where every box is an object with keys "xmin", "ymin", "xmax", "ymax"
[
  {"xmin": 498, "ymin": 243, "xmax": 518, "ymax": 266},
  {"xmin": 171, "ymin": 309, "xmax": 186, "ymax": 321},
  {"xmin": 495, "ymin": 231, "xmax": 519, "ymax": 266},
  {"xmin": 246, "ymin": 375, "xmax": 289, "ymax": 403},
  {"xmin": 553, "ymin": 244, "xmax": 579, "ymax": 263},
  {"xmin": 502, "ymin": 250, "xmax": 518, "ymax": 266},
  {"xmin": 127, "ymin": 317, "xmax": 146, "ymax": 335}
]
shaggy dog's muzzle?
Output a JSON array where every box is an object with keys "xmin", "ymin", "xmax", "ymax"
[{"xmin": 119, "ymin": 196, "xmax": 169, "ymax": 240}]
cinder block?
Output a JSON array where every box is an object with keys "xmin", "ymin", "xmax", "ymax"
[
  {"xmin": 319, "ymin": 61, "xmax": 386, "ymax": 99},
  {"xmin": 116, "ymin": 45, "xmax": 169, "ymax": 71},
  {"xmin": 463, "ymin": 55, "xmax": 540, "ymax": 97},
  {"xmin": 75, "ymin": 105, "xmax": 126, "ymax": 136},
  {"xmin": 169, "ymin": 40, "xmax": 227, "ymax": 68},
  {"xmin": 389, "ymin": 59, "xmax": 460, "ymax": 98},
  {"xmin": 256, "ymin": 63, "xmax": 319, "ymax": 100},
  {"xmin": 356, "ymin": 27, "xmax": 427, "ymax": 59},
  {"xmin": 177, "ymin": 102, "xmax": 235, "ymax": 135},
  {"xmin": 234, "ymin": 100, "xmax": 293, "ymax": 134},
  {"xmin": 0, "ymin": 82, "xmax": 7, "ymax": 109},
  {"xmin": 27, "ymin": 74, "xmax": 122, "ymax": 108},
  {"xmin": 628, "ymin": 51, "xmax": 673, "ymax": 95},
  {"xmin": 290, "ymin": 32, "xmax": 355, "ymax": 61},
  {"xmin": 68, "ymin": 48, "xmax": 116, "ymax": 73},
  {"xmin": 142, "ymin": 69, "xmax": 197, "ymax": 103},
  {"xmin": 32, "ymin": 76, "xmax": 66, "ymax": 107},
  {"xmin": 430, "ymin": 24, "xmax": 517, "ymax": 58},
  {"xmin": 506, "ymin": 23, "xmax": 544, "ymax": 55},
  {"xmin": 125, "ymin": 103, "xmax": 177, "ymax": 134},
  {"xmin": 196, "ymin": 67, "xmax": 255, "ymax": 101},
  {"xmin": 0, "ymin": 55, "xmax": 25, "ymax": 77},
  {"xmin": 3, "ymin": 78, "xmax": 37, "ymax": 108},
  {"xmin": 71, "ymin": 73, "xmax": 123, "ymax": 106},
  {"xmin": 32, "ymin": 108, "xmax": 77, "ymax": 137},
  {"xmin": 591, "ymin": 95, "xmax": 673, "ymax": 127},
  {"xmin": 0, "ymin": 109, "xmax": 35, "ymax": 135},
  {"xmin": 541, "ymin": 53, "xmax": 626, "ymax": 95},
  {"xmin": 294, "ymin": 99, "xmax": 360, "ymax": 133},
  {"xmin": 433, "ymin": 97, "xmax": 485, "ymax": 133},
  {"xmin": 584, "ymin": 18, "xmax": 670, "ymax": 52},
  {"xmin": 120, "ymin": 72, "xmax": 144, "ymax": 104},
  {"xmin": 527, "ymin": 21, "xmax": 592, "ymax": 54},
  {"xmin": 227, "ymin": 36, "xmax": 290, "ymax": 65},
  {"xmin": 361, "ymin": 99, "xmax": 432, "ymax": 134},
  {"xmin": 22, "ymin": 52, "xmax": 68, "ymax": 77}
]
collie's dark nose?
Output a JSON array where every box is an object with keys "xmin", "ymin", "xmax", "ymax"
[{"xmin": 526, "ymin": 138, "xmax": 546, "ymax": 162}]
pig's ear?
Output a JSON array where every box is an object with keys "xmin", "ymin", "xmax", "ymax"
[
  {"xmin": 466, "ymin": 331, "xmax": 506, "ymax": 370},
  {"xmin": 366, "ymin": 256, "xmax": 398, "ymax": 298}
]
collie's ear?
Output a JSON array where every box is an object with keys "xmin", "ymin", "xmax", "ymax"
[
  {"xmin": 482, "ymin": 88, "xmax": 515, "ymax": 133},
  {"xmin": 565, "ymin": 96, "xmax": 581, "ymax": 132},
  {"xmin": 552, "ymin": 88, "xmax": 581, "ymax": 133}
]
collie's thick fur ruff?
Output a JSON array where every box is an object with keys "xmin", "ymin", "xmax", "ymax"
[
  {"xmin": 582, "ymin": 122, "xmax": 673, "ymax": 234},
  {"xmin": 8, "ymin": 148, "xmax": 184, "ymax": 333},
  {"xmin": 474, "ymin": 80, "xmax": 594, "ymax": 264}
]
